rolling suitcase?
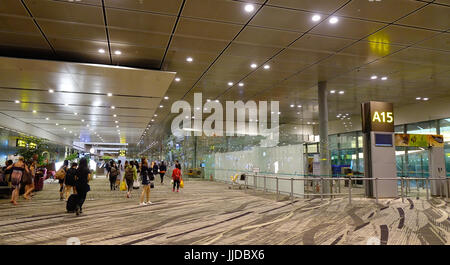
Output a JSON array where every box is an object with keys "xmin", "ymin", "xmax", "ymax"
[{"xmin": 66, "ymin": 194, "xmax": 79, "ymax": 212}]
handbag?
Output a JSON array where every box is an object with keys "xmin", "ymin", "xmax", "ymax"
[
  {"xmin": 55, "ymin": 168, "xmax": 66, "ymax": 180},
  {"xmin": 120, "ymin": 180, "xmax": 127, "ymax": 191},
  {"xmin": 180, "ymin": 179, "xmax": 184, "ymax": 189},
  {"xmin": 133, "ymin": 180, "xmax": 140, "ymax": 189},
  {"xmin": 150, "ymin": 181, "xmax": 154, "ymax": 189}
]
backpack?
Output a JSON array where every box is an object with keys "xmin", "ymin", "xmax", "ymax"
[
  {"xmin": 124, "ymin": 167, "xmax": 134, "ymax": 181},
  {"xmin": 11, "ymin": 169, "xmax": 23, "ymax": 186},
  {"xmin": 110, "ymin": 167, "xmax": 118, "ymax": 177}
]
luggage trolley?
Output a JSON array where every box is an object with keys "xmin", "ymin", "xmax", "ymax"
[{"xmin": 229, "ymin": 173, "xmax": 246, "ymax": 190}]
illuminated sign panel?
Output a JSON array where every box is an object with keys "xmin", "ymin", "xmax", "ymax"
[{"xmin": 361, "ymin": 101, "xmax": 394, "ymax": 133}]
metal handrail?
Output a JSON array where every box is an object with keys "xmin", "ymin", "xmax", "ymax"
[{"xmin": 225, "ymin": 173, "xmax": 449, "ymax": 204}]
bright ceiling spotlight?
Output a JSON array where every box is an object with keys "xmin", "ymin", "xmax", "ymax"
[
  {"xmin": 290, "ymin": 104, "xmax": 294, "ymax": 108},
  {"xmin": 175, "ymin": 77, "xmax": 181, "ymax": 82},
  {"xmin": 312, "ymin": 14, "xmax": 321, "ymax": 22},
  {"xmin": 49, "ymin": 89, "xmax": 54, "ymax": 93},
  {"xmin": 186, "ymin": 57, "xmax": 193, "ymax": 62},
  {"xmin": 45, "ymin": 117, "xmax": 49, "ymax": 120},
  {"xmin": 416, "ymin": 97, "xmax": 421, "ymax": 100},
  {"xmin": 89, "ymin": 147, "xmax": 95, "ymax": 154},
  {"xmin": 74, "ymin": 112, "xmax": 78, "ymax": 115},
  {"xmin": 381, "ymin": 76, "xmax": 388, "ymax": 80},
  {"xmin": 330, "ymin": 90, "xmax": 336, "ymax": 94},
  {"xmin": 329, "ymin": 16, "xmax": 339, "ymax": 24},
  {"xmin": 339, "ymin": 91, "xmax": 345, "ymax": 94},
  {"xmin": 159, "ymin": 105, "xmax": 163, "ymax": 108},
  {"xmin": 107, "ymin": 93, "xmax": 112, "ymax": 96},
  {"xmin": 15, "ymin": 100, "xmax": 20, "ymax": 103},
  {"xmin": 113, "ymin": 114, "xmax": 117, "ymax": 117},
  {"xmin": 423, "ymin": 97, "xmax": 429, "ymax": 101},
  {"xmin": 81, "ymin": 119, "xmax": 85, "ymax": 122},
  {"xmin": 244, "ymin": 4, "xmax": 254, "ymax": 12},
  {"xmin": 63, "ymin": 128, "xmax": 66, "ymax": 130},
  {"xmin": 371, "ymin": 75, "xmax": 378, "ymax": 80},
  {"xmin": 228, "ymin": 82, "xmax": 233, "ymax": 86},
  {"xmin": 116, "ymin": 125, "xmax": 119, "ymax": 128},
  {"xmin": 64, "ymin": 103, "xmax": 69, "ymax": 106},
  {"xmin": 297, "ymin": 105, "xmax": 302, "ymax": 108},
  {"xmin": 56, "ymin": 123, "xmax": 59, "ymax": 126},
  {"xmin": 154, "ymin": 114, "xmax": 158, "ymax": 117},
  {"xmin": 164, "ymin": 96, "xmax": 169, "ymax": 100},
  {"xmin": 238, "ymin": 83, "xmax": 244, "ymax": 87},
  {"xmin": 263, "ymin": 65, "xmax": 270, "ymax": 70},
  {"xmin": 33, "ymin": 110, "xmax": 37, "ymax": 113},
  {"xmin": 114, "ymin": 50, "xmax": 122, "ymax": 55},
  {"xmin": 98, "ymin": 49, "xmax": 105, "ymax": 54},
  {"xmin": 250, "ymin": 63, "xmax": 257, "ymax": 68},
  {"xmin": 111, "ymin": 106, "xmax": 115, "ymax": 109},
  {"xmin": 151, "ymin": 119, "xmax": 155, "ymax": 122},
  {"xmin": 115, "ymin": 120, "xmax": 118, "ymax": 123}
]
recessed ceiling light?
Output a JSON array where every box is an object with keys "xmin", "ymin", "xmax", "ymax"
[
  {"xmin": 33, "ymin": 110, "xmax": 37, "ymax": 113},
  {"xmin": 330, "ymin": 90, "xmax": 336, "ymax": 94},
  {"xmin": 381, "ymin": 76, "xmax": 388, "ymax": 80},
  {"xmin": 63, "ymin": 128, "xmax": 66, "ymax": 130},
  {"xmin": 154, "ymin": 114, "xmax": 158, "ymax": 117},
  {"xmin": 49, "ymin": 89, "xmax": 54, "ymax": 93},
  {"xmin": 371, "ymin": 75, "xmax": 378, "ymax": 80},
  {"xmin": 115, "ymin": 121, "xmax": 118, "ymax": 123},
  {"xmin": 159, "ymin": 105, "xmax": 163, "ymax": 108},
  {"xmin": 56, "ymin": 123, "xmax": 59, "ymax": 126},
  {"xmin": 312, "ymin": 14, "xmax": 321, "ymax": 22},
  {"xmin": 45, "ymin": 117, "xmax": 49, "ymax": 120},
  {"xmin": 81, "ymin": 119, "xmax": 85, "ymax": 122},
  {"xmin": 278, "ymin": 112, "xmax": 281, "ymax": 114},
  {"xmin": 86, "ymin": 124, "xmax": 89, "ymax": 127},
  {"xmin": 215, "ymin": 100, "xmax": 219, "ymax": 103},
  {"xmin": 186, "ymin": 57, "xmax": 193, "ymax": 62},
  {"xmin": 339, "ymin": 91, "xmax": 345, "ymax": 94},
  {"xmin": 263, "ymin": 65, "xmax": 270, "ymax": 70},
  {"xmin": 116, "ymin": 125, "xmax": 119, "ymax": 128},
  {"xmin": 151, "ymin": 119, "xmax": 155, "ymax": 122},
  {"xmin": 114, "ymin": 50, "xmax": 122, "ymax": 55},
  {"xmin": 15, "ymin": 100, "xmax": 20, "ymax": 104},
  {"xmin": 64, "ymin": 103, "xmax": 69, "ymax": 106},
  {"xmin": 228, "ymin": 82, "xmax": 234, "ymax": 86},
  {"xmin": 416, "ymin": 97, "xmax": 421, "ymax": 100},
  {"xmin": 423, "ymin": 97, "xmax": 429, "ymax": 101},
  {"xmin": 111, "ymin": 106, "xmax": 115, "ymax": 109},
  {"xmin": 98, "ymin": 48, "xmax": 105, "ymax": 54},
  {"xmin": 69, "ymin": 131, "xmax": 72, "ymax": 133},
  {"xmin": 244, "ymin": 4, "xmax": 254, "ymax": 12},
  {"xmin": 74, "ymin": 112, "xmax": 78, "ymax": 115},
  {"xmin": 290, "ymin": 104, "xmax": 294, "ymax": 108},
  {"xmin": 297, "ymin": 105, "xmax": 302, "ymax": 108},
  {"xmin": 107, "ymin": 93, "xmax": 112, "ymax": 96},
  {"xmin": 250, "ymin": 63, "xmax": 257, "ymax": 68},
  {"xmin": 329, "ymin": 16, "xmax": 339, "ymax": 24},
  {"xmin": 164, "ymin": 96, "xmax": 169, "ymax": 100},
  {"xmin": 175, "ymin": 77, "xmax": 181, "ymax": 82},
  {"xmin": 113, "ymin": 114, "xmax": 117, "ymax": 117},
  {"xmin": 238, "ymin": 83, "xmax": 244, "ymax": 87}
]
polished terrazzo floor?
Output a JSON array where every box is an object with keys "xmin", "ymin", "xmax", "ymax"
[{"xmin": 0, "ymin": 177, "xmax": 448, "ymax": 245}]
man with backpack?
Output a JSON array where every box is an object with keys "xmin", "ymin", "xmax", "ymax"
[{"xmin": 109, "ymin": 161, "xmax": 119, "ymax": 191}]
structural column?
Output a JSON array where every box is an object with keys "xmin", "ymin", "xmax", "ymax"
[{"xmin": 318, "ymin": 81, "xmax": 331, "ymax": 195}]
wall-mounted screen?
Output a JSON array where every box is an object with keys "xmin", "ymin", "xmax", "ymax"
[{"xmin": 375, "ymin": 134, "xmax": 393, "ymax": 147}]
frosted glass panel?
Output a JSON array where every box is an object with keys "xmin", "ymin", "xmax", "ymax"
[{"xmin": 213, "ymin": 144, "xmax": 304, "ymax": 197}]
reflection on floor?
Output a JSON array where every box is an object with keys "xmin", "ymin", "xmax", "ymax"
[{"xmin": 0, "ymin": 178, "xmax": 448, "ymax": 245}]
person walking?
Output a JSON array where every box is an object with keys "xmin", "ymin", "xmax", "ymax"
[
  {"xmin": 57, "ymin": 160, "xmax": 69, "ymax": 201},
  {"xmin": 64, "ymin": 162, "xmax": 77, "ymax": 199},
  {"xmin": 6, "ymin": 157, "xmax": 30, "ymax": 205},
  {"xmin": 74, "ymin": 158, "xmax": 91, "ymax": 216},
  {"xmin": 152, "ymin": 161, "xmax": 159, "ymax": 184},
  {"xmin": 124, "ymin": 161, "xmax": 134, "ymax": 198},
  {"xmin": 104, "ymin": 160, "xmax": 111, "ymax": 179},
  {"xmin": 109, "ymin": 161, "xmax": 119, "ymax": 191},
  {"xmin": 172, "ymin": 164, "xmax": 182, "ymax": 193},
  {"xmin": 22, "ymin": 160, "xmax": 35, "ymax": 200},
  {"xmin": 139, "ymin": 158, "xmax": 152, "ymax": 206},
  {"xmin": 159, "ymin": 161, "xmax": 167, "ymax": 184},
  {"xmin": 118, "ymin": 160, "xmax": 124, "ymax": 182}
]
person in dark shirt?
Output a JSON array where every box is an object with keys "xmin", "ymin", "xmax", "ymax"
[
  {"xmin": 159, "ymin": 161, "xmax": 167, "ymax": 184},
  {"xmin": 64, "ymin": 162, "xmax": 77, "ymax": 200},
  {"xmin": 74, "ymin": 158, "xmax": 91, "ymax": 216}
]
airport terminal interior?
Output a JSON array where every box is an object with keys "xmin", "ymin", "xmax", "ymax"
[{"xmin": 0, "ymin": 0, "xmax": 449, "ymax": 245}]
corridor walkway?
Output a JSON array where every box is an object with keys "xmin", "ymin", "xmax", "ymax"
[{"xmin": 0, "ymin": 178, "xmax": 448, "ymax": 245}]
